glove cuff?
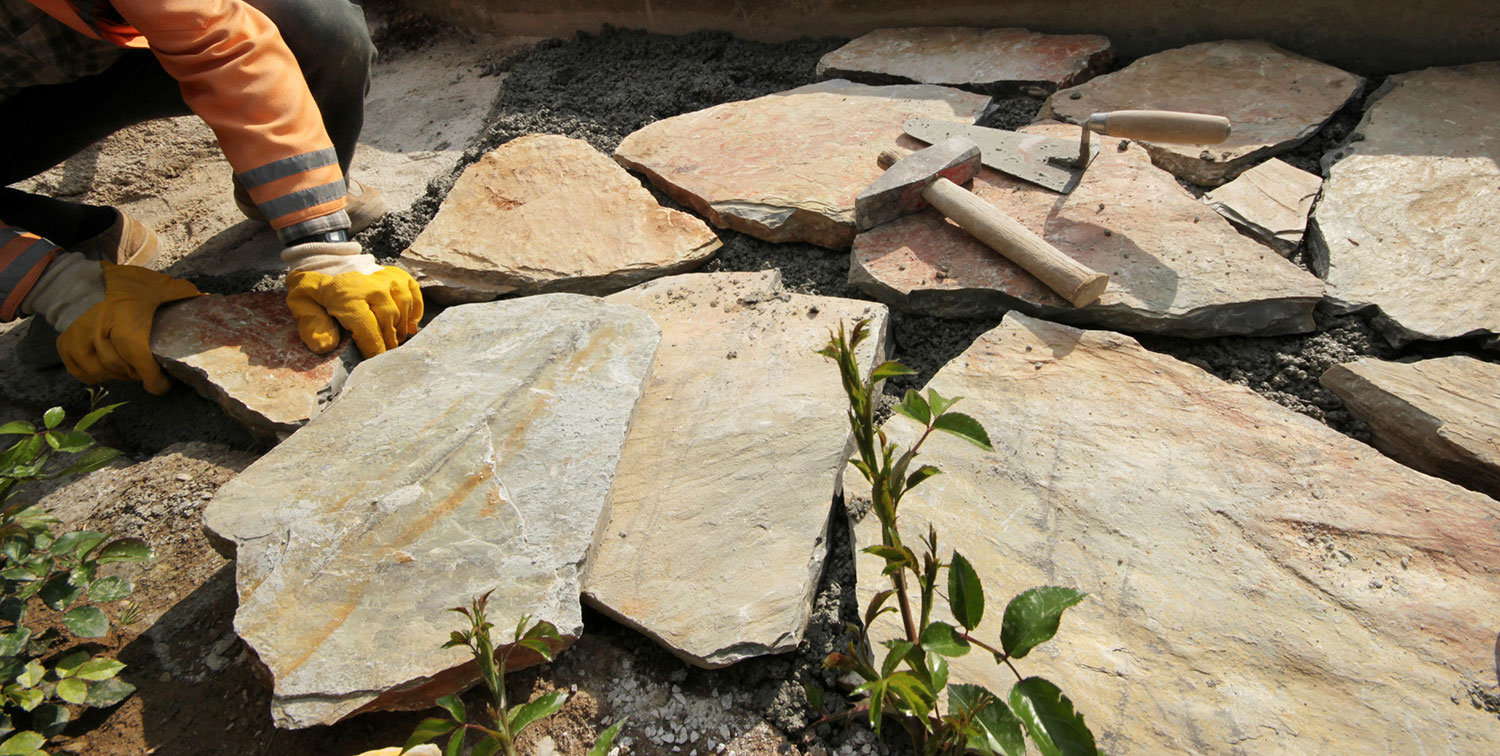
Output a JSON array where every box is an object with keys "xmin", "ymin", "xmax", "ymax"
[
  {"xmin": 282, "ymin": 241, "xmax": 383, "ymax": 277},
  {"xmin": 20, "ymin": 252, "xmax": 105, "ymax": 332}
]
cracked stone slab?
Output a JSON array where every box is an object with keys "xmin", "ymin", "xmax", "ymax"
[
  {"xmin": 1322, "ymin": 356, "xmax": 1500, "ymax": 500},
  {"xmin": 850, "ymin": 122, "xmax": 1324, "ymax": 337},
  {"xmin": 203, "ymin": 295, "xmax": 660, "ymax": 728},
  {"xmin": 401, "ymin": 134, "xmax": 721, "ymax": 304},
  {"xmin": 1041, "ymin": 40, "xmax": 1363, "ymax": 185},
  {"xmin": 853, "ymin": 312, "xmax": 1500, "ymax": 755},
  {"xmin": 585, "ymin": 271, "xmax": 888, "ymax": 668},
  {"xmin": 1202, "ymin": 158, "xmax": 1322, "ymax": 255},
  {"xmin": 150, "ymin": 293, "xmax": 357, "ymax": 439},
  {"xmin": 1309, "ymin": 62, "xmax": 1500, "ymax": 346},
  {"xmin": 816, "ymin": 27, "xmax": 1112, "ymax": 96},
  {"xmin": 613, "ymin": 79, "xmax": 991, "ymax": 249}
]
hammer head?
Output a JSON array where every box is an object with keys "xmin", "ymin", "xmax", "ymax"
[{"xmin": 855, "ymin": 136, "xmax": 982, "ymax": 231}]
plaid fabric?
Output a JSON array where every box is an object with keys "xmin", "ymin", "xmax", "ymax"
[{"xmin": 0, "ymin": 0, "xmax": 128, "ymax": 102}]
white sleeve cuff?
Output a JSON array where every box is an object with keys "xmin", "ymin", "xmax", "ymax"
[
  {"xmin": 20, "ymin": 252, "xmax": 105, "ymax": 332},
  {"xmin": 281, "ymin": 241, "xmax": 383, "ymax": 276}
]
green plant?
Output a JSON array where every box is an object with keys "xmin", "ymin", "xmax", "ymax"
[
  {"xmin": 816, "ymin": 320, "xmax": 1096, "ymax": 756},
  {"xmin": 403, "ymin": 591, "xmax": 625, "ymax": 756},
  {"xmin": 0, "ymin": 396, "xmax": 151, "ymax": 754}
]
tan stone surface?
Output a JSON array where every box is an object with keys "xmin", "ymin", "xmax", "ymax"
[
  {"xmin": 401, "ymin": 134, "xmax": 720, "ymax": 304},
  {"xmin": 1310, "ymin": 62, "xmax": 1500, "ymax": 345},
  {"xmin": 587, "ymin": 271, "xmax": 888, "ymax": 668},
  {"xmin": 150, "ymin": 293, "xmax": 355, "ymax": 438},
  {"xmin": 850, "ymin": 123, "xmax": 1324, "ymax": 336},
  {"xmin": 816, "ymin": 27, "xmax": 1112, "ymax": 95},
  {"xmin": 613, "ymin": 80, "xmax": 991, "ymax": 249},
  {"xmin": 1322, "ymin": 356, "xmax": 1500, "ymax": 499},
  {"xmin": 853, "ymin": 312, "xmax": 1500, "ymax": 755},
  {"xmin": 1202, "ymin": 158, "xmax": 1322, "ymax": 254},
  {"xmin": 204, "ymin": 295, "xmax": 661, "ymax": 728},
  {"xmin": 1042, "ymin": 40, "xmax": 1362, "ymax": 184}
]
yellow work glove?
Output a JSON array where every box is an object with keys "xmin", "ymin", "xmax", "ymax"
[{"xmin": 282, "ymin": 241, "xmax": 423, "ymax": 358}]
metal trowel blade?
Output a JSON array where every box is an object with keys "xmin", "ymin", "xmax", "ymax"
[{"xmin": 903, "ymin": 118, "xmax": 1101, "ymax": 194}]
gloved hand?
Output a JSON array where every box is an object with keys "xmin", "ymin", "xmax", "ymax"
[
  {"xmin": 22, "ymin": 253, "xmax": 202, "ymax": 395},
  {"xmin": 282, "ymin": 241, "xmax": 423, "ymax": 358}
]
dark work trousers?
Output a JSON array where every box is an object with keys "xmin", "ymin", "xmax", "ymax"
[{"xmin": 0, "ymin": 0, "xmax": 375, "ymax": 247}]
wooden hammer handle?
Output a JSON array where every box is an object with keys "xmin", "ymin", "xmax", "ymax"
[{"xmin": 1086, "ymin": 110, "xmax": 1232, "ymax": 144}]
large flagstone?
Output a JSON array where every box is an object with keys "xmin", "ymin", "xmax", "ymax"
[{"xmin": 816, "ymin": 27, "xmax": 1111, "ymax": 96}]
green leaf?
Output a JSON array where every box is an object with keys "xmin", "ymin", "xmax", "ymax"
[
  {"xmin": 507, "ymin": 690, "xmax": 567, "ymax": 736},
  {"xmin": 404, "ymin": 717, "xmax": 457, "ymax": 750},
  {"xmin": 919, "ymin": 621, "xmax": 971, "ymax": 657},
  {"xmin": 0, "ymin": 598, "xmax": 23, "ymax": 627},
  {"xmin": 862, "ymin": 589, "xmax": 895, "ymax": 631},
  {"xmin": 515, "ymin": 638, "xmax": 556, "ymax": 662},
  {"xmin": 1008, "ymin": 677, "xmax": 1098, "ymax": 756},
  {"xmin": 880, "ymin": 640, "xmax": 914, "ymax": 679},
  {"xmin": 38, "ymin": 575, "xmax": 83, "ymax": 611},
  {"xmin": 55, "ymin": 677, "xmax": 87, "ymax": 705},
  {"xmin": 904, "ymin": 464, "xmax": 941, "ymax": 492},
  {"xmin": 0, "ymin": 629, "xmax": 31, "ymax": 659},
  {"xmin": 15, "ymin": 661, "xmax": 43, "ymax": 690},
  {"xmin": 884, "ymin": 671, "xmax": 934, "ymax": 721},
  {"xmin": 50, "ymin": 430, "xmax": 95, "ymax": 455},
  {"xmin": 51, "ymin": 531, "xmax": 107, "ymax": 560},
  {"xmin": 893, "ymin": 389, "xmax": 931, "ymax": 426},
  {"xmin": 951, "ymin": 684, "xmax": 1025, "ymax": 756},
  {"xmin": 470, "ymin": 738, "xmax": 502, "ymax": 756},
  {"xmin": 41, "ymin": 409, "xmax": 63, "ymax": 431},
  {"xmin": 62, "ymin": 605, "xmax": 109, "ymax": 638},
  {"xmin": 74, "ymin": 403, "xmax": 122, "ymax": 434},
  {"xmin": 932, "ymin": 411, "xmax": 993, "ymax": 451},
  {"xmin": 1001, "ymin": 586, "xmax": 1086, "ymax": 660},
  {"xmin": 52, "ymin": 651, "xmax": 89, "ymax": 679},
  {"xmin": 82, "ymin": 677, "xmax": 134, "ymax": 707},
  {"xmin": 929, "ymin": 652, "xmax": 948, "ymax": 695},
  {"xmin": 0, "ymin": 422, "xmax": 34, "ymax": 437},
  {"xmin": 0, "ymin": 731, "xmax": 43, "ymax": 756},
  {"xmin": 93, "ymin": 538, "xmax": 151, "ymax": 564},
  {"xmin": 947, "ymin": 552, "xmax": 984, "ymax": 631},
  {"xmin": 444, "ymin": 728, "xmax": 465, "ymax": 756},
  {"xmin": 862, "ymin": 544, "xmax": 916, "ymax": 573},
  {"xmin": 802, "ymin": 682, "xmax": 823, "ymax": 713},
  {"xmin": 54, "ymin": 446, "xmax": 121, "ymax": 479},
  {"xmin": 8, "ymin": 686, "xmax": 42, "ymax": 712},
  {"xmin": 435, "ymin": 693, "xmax": 465, "ymax": 724},
  {"xmin": 88, "ymin": 576, "xmax": 132, "ymax": 603},
  {"xmin": 585, "ymin": 717, "xmax": 628, "ymax": 756},
  {"xmin": 30, "ymin": 703, "xmax": 67, "ymax": 738},
  {"xmin": 521, "ymin": 619, "xmax": 562, "ymax": 644},
  {"xmin": 869, "ymin": 361, "xmax": 916, "ymax": 382},
  {"xmin": 74, "ymin": 658, "xmax": 125, "ymax": 682}
]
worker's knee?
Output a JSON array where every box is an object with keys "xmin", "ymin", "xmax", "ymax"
[{"xmin": 245, "ymin": 0, "xmax": 376, "ymax": 92}]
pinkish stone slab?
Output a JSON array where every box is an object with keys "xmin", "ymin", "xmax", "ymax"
[
  {"xmin": 1202, "ymin": 157, "xmax": 1322, "ymax": 255},
  {"xmin": 850, "ymin": 122, "xmax": 1325, "ymax": 337},
  {"xmin": 613, "ymin": 80, "xmax": 991, "ymax": 249},
  {"xmin": 150, "ymin": 293, "xmax": 355, "ymax": 438},
  {"xmin": 1041, "ymin": 40, "xmax": 1363, "ymax": 185},
  {"xmin": 816, "ymin": 27, "xmax": 1112, "ymax": 96}
]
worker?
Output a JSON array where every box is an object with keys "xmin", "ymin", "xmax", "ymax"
[{"xmin": 0, "ymin": 0, "xmax": 423, "ymax": 395}]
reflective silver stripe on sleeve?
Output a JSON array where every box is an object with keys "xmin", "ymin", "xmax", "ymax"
[
  {"xmin": 0, "ymin": 228, "xmax": 29, "ymax": 246},
  {"xmin": 0, "ymin": 236, "xmax": 58, "ymax": 303},
  {"xmin": 235, "ymin": 148, "xmax": 340, "ymax": 189},
  {"xmin": 277, "ymin": 211, "xmax": 352, "ymax": 245},
  {"xmin": 257, "ymin": 179, "xmax": 348, "ymax": 223}
]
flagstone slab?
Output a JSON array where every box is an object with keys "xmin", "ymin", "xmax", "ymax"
[
  {"xmin": 150, "ymin": 293, "xmax": 356, "ymax": 439},
  {"xmin": 613, "ymin": 79, "xmax": 992, "ymax": 249},
  {"xmin": 203, "ymin": 295, "xmax": 661, "ymax": 728},
  {"xmin": 585, "ymin": 271, "xmax": 888, "ymax": 668},
  {"xmin": 853, "ymin": 312, "xmax": 1500, "ymax": 755},
  {"xmin": 816, "ymin": 27, "xmax": 1112, "ymax": 96},
  {"xmin": 401, "ymin": 134, "xmax": 721, "ymax": 304},
  {"xmin": 1322, "ymin": 356, "xmax": 1500, "ymax": 499},
  {"xmin": 850, "ymin": 122, "xmax": 1324, "ymax": 337},
  {"xmin": 1202, "ymin": 158, "xmax": 1322, "ymax": 255},
  {"xmin": 1309, "ymin": 62, "xmax": 1500, "ymax": 346},
  {"xmin": 1041, "ymin": 40, "xmax": 1363, "ymax": 185}
]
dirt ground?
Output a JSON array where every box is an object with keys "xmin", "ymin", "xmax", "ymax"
[{"xmin": 4, "ymin": 2, "xmax": 1498, "ymax": 755}]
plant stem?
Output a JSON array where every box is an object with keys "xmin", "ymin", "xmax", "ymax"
[{"xmin": 963, "ymin": 633, "xmax": 1026, "ymax": 682}]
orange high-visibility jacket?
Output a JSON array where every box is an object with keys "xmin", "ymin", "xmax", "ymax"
[{"xmin": 0, "ymin": 0, "xmax": 348, "ymax": 320}]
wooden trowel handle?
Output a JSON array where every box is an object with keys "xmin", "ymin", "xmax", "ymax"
[{"xmin": 1086, "ymin": 110, "xmax": 1231, "ymax": 144}]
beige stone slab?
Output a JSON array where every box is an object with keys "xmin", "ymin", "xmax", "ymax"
[
  {"xmin": 401, "ymin": 134, "xmax": 721, "ymax": 304},
  {"xmin": 853, "ymin": 312, "xmax": 1500, "ymax": 755},
  {"xmin": 850, "ymin": 122, "xmax": 1324, "ymax": 336},
  {"xmin": 587, "ymin": 271, "xmax": 888, "ymax": 668},
  {"xmin": 816, "ymin": 27, "xmax": 1112, "ymax": 96},
  {"xmin": 1322, "ymin": 356, "xmax": 1500, "ymax": 499},
  {"xmin": 613, "ymin": 79, "xmax": 992, "ymax": 249},
  {"xmin": 1042, "ymin": 40, "xmax": 1363, "ymax": 185},
  {"xmin": 1202, "ymin": 158, "xmax": 1322, "ymax": 254},
  {"xmin": 1310, "ymin": 62, "xmax": 1500, "ymax": 345}
]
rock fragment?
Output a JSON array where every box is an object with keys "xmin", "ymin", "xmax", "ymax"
[
  {"xmin": 1322, "ymin": 356, "xmax": 1500, "ymax": 499},
  {"xmin": 614, "ymin": 80, "xmax": 991, "ymax": 249},
  {"xmin": 850, "ymin": 123, "xmax": 1324, "ymax": 336},
  {"xmin": 1042, "ymin": 40, "xmax": 1363, "ymax": 184},
  {"xmin": 203, "ymin": 295, "xmax": 660, "ymax": 728},
  {"xmin": 1309, "ymin": 62, "xmax": 1500, "ymax": 345},
  {"xmin": 1201, "ymin": 158, "xmax": 1322, "ymax": 255},
  {"xmin": 816, "ymin": 27, "xmax": 1112, "ymax": 96},
  {"xmin": 586, "ymin": 271, "xmax": 887, "ymax": 668},
  {"xmin": 854, "ymin": 312, "xmax": 1500, "ymax": 754},
  {"xmin": 401, "ymin": 134, "xmax": 720, "ymax": 304}
]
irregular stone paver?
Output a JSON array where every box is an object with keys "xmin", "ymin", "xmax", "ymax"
[
  {"xmin": 1202, "ymin": 158, "xmax": 1322, "ymax": 255},
  {"xmin": 1322, "ymin": 356, "xmax": 1500, "ymax": 499},
  {"xmin": 853, "ymin": 312, "xmax": 1500, "ymax": 755},
  {"xmin": 1041, "ymin": 40, "xmax": 1363, "ymax": 184},
  {"xmin": 851, "ymin": 123, "xmax": 1324, "ymax": 336},
  {"xmin": 614, "ymin": 79, "xmax": 991, "ymax": 249},
  {"xmin": 203, "ymin": 295, "xmax": 660, "ymax": 728},
  {"xmin": 816, "ymin": 27, "xmax": 1111, "ymax": 96},
  {"xmin": 150, "ymin": 293, "xmax": 356, "ymax": 439},
  {"xmin": 586, "ymin": 271, "xmax": 888, "ymax": 668},
  {"xmin": 1309, "ymin": 62, "xmax": 1500, "ymax": 345},
  {"xmin": 401, "ymin": 134, "xmax": 721, "ymax": 304}
]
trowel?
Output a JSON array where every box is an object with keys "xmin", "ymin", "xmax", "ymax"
[{"xmin": 904, "ymin": 110, "xmax": 1232, "ymax": 194}]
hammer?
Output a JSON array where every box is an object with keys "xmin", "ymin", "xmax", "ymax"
[{"xmin": 855, "ymin": 136, "xmax": 1108, "ymax": 308}]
